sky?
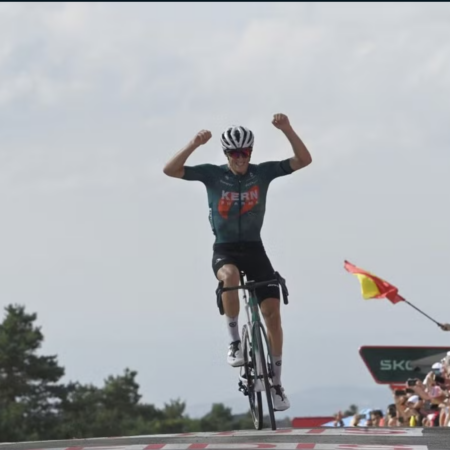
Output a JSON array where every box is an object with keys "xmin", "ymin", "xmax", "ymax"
[{"xmin": 1, "ymin": 2, "xmax": 450, "ymax": 419}]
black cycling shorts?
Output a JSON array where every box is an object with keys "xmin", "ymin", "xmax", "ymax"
[{"xmin": 212, "ymin": 241, "xmax": 280, "ymax": 304}]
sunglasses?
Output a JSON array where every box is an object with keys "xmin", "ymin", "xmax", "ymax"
[{"xmin": 227, "ymin": 149, "xmax": 252, "ymax": 159}]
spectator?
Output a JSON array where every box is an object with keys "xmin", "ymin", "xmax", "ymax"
[
  {"xmin": 333, "ymin": 411, "xmax": 344, "ymax": 427},
  {"xmin": 397, "ymin": 355, "xmax": 450, "ymax": 427},
  {"xmin": 350, "ymin": 413, "xmax": 366, "ymax": 427},
  {"xmin": 385, "ymin": 403, "xmax": 400, "ymax": 427},
  {"xmin": 335, "ymin": 351, "xmax": 450, "ymax": 428},
  {"xmin": 370, "ymin": 410, "xmax": 383, "ymax": 427}
]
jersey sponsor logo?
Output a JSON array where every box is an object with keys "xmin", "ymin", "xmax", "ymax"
[
  {"xmin": 218, "ymin": 186, "xmax": 259, "ymax": 219},
  {"xmin": 245, "ymin": 178, "xmax": 258, "ymax": 187}
]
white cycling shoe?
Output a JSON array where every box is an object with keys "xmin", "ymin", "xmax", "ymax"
[
  {"xmin": 270, "ymin": 384, "xmax": 291, "ymax": 411},
  {"xmin": 227, "ymin": 340, "xmax": 245, "ymax": 367}
]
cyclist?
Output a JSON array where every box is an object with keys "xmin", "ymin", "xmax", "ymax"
[{"xmin": 163, "ymin": 113, "xmax": 312, "ymax": 411}]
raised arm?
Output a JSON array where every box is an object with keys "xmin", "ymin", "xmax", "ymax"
[
  {"xmin": 163, "ymin": 130, "xmax": 212, "ymax": 178},
  {"xmin": 272, "ymin": 113, "xmax": 312, "ymax": 171}
]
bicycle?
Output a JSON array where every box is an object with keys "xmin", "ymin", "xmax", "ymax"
[{"xmin": 215, "ymin": 270, "xmax": 289, "ymax": 431}]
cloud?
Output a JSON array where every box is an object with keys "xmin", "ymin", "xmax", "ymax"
[{"xmin": 1, "ymin": 2, "xmax": 450, "ymax": 410}]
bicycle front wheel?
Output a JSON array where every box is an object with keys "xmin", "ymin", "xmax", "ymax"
[
  {"xmin": 253, "ymin": 321, "xmax": 276, "ymax": 430},
  {"xmin": 241, "ymin": 323, "xmax": 263, "ymax": 430}
]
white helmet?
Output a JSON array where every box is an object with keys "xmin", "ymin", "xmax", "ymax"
[{"xmin": 220, "ymin": 125, "xmax": 254, "ymax": 151}]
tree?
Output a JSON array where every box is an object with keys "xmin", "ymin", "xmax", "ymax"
[
  {"xmin": 97, "ymin": 368, "xmax": 142, "ymax": 434},
  {"xmin": 56, "ymin": 369, "xmax": 164, "ymax": 438},
  {"xmin": 0, "ymin": 303, "xmax": 293, "ymax": 441},
  {"xmin": 0, "ymin": 304, "xmax": 67, "ymax": 441},
  {"xmin": 150, "ymin": 399, "xmax": 196, "ymax": 434},
  {"xmin": 55, "ymin": 382, "xmax": 103, "ymax": 438},
  {"xmin": 200, "ymin": 403, "xmax": 235, "ymax": 431}
]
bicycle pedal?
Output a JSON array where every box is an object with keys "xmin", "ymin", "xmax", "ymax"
[
  {"xmin": 238, "ymin": 381, "xmax": 249, "ymax": 396},
  {"xmin": 239, "ymin": 389, "xmax": 249, "ymax": 397}
]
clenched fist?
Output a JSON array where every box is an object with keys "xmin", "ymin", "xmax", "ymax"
[
  {"xmin": 272, "ymin": 113, "xmax": 292, "ymax": 132},
  {"xmin": 192, "ymin": 130, "xmax": 212, "ymax": 147}
]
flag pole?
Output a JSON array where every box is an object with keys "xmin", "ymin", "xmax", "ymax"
[{"xmin": 401, "ymin": 298, "xmax": 443, "ymax": 327}]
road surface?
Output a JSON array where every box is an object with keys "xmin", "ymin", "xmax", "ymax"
[{"xmin": 0, "ymin": 427, "xmax": 448, "ymax": 450}]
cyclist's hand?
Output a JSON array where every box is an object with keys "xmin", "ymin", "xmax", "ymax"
[
  {"xmin": 272, "ymin": 113, "xmax": 292, "ymax": 131},
  {"xmin": 192, "ymin": 130, "xmax": 212, "ymax": 147}
]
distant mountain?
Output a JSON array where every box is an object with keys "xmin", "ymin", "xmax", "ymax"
[{"xmin": 185, "ymin": 384, "xmax": 394, "ymax": 419}]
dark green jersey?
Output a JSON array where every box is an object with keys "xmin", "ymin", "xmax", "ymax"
[{"xmin": 182, "ymin": 159, "xmax": 294, "ymax": 244}]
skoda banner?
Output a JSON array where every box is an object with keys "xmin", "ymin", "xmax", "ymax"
[{"xmin": 359, "ymin": 345, "xmax": 450, "ymax": 384}]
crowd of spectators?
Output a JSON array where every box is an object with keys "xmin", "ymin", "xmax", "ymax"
[{"xmin": 333, "ymin": 350, "xmax": 450, "ymax": 427}]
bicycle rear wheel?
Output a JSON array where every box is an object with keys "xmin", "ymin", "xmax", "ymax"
[
  {"xmin": 240, "ymin": 324, "xmax": 263, "ymax": 430},
  {"xmin": 253, "ymin": 321, "xmax": 276, "ymax": 430}
]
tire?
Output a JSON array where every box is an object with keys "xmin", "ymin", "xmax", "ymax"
[
  {"xmin": 241, "ymin": 324, "xmax": 263, "ymax": 430},
  {"xmin": 253, "ymin": 321, "xmax": 276, "ymax": 430}
]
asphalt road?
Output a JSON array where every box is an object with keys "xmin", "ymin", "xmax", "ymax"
[{"xmin": 0, "ymin": 428, "xmax": 448, "ymax": 450}]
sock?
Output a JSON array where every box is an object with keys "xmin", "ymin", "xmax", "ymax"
[
  {"xmin": 226, "ymin": 315, "xmax": 240, "ymax": 343},
  {"xmin": 272, "ymin": 355, "xmax": 282, "ymax": 386}
]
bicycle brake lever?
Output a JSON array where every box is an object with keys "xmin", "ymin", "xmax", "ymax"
[{"xmin": 274, "ymin": 271, "xmax": 289, "ymax": 305}]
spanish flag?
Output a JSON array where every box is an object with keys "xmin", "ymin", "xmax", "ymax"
[{"xmin": 344, "ymin": 260, "xmax": 405, "ymax": 305}]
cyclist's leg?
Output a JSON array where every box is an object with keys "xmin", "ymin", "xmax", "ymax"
[
  {"xmin": 260, "ymin": 298, "xmax": 282, "ymax": 367},
  {"xmin": 216, "ymin": 264, "xmax": 241, "ymax": 318},
  {"xmin": 256, "ymin": 289, "xmax": 283, "ymax": 385},
  {"xmin": 212, "ymin": 245, "xmax": 245, "ymax": 367}
]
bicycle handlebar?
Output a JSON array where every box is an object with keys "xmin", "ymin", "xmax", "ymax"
[
  {"xmin": 215, "ymin": 271, "xmax": 289, "ymax": 315},
  {"xmin": 220, "ymin": 278, "xmax": 281, "ymax": 293}
]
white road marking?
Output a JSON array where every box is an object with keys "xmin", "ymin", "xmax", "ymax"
[
  {"xmin": 126, "ymin": 428, "xmax": 424, "ymax": 439},
  {"xmin": 22, "ymin": 444, "xmax": 428, "ymax": 450}
]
